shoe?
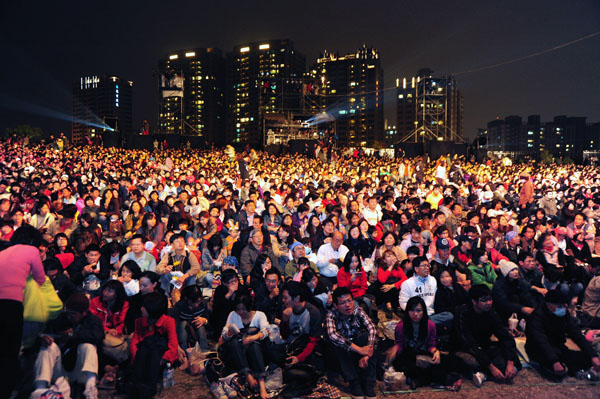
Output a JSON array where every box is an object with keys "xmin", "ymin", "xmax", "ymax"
[
  {"xmin": 472, "ymin": 371, "xmax": 486, "ymax": 387},
  {"xmin": 210, "ymin": 382, "xmax": 228, "ymax": 399},
  {"xmin": 364, "ymin": 384, "xmax": 377, "ymax": 399},
  {"xmin": 220, "ymin": 381, "xmax": 238, "ymax": 398},
  {"xmin": 83, "ymin": 385, "xmax": 98, "ymax": 399}
]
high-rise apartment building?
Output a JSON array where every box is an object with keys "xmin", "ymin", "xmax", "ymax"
[
  {"xmin": 313, "ymin": 45, "xmax": 384, "ymax": 147},
  {"xmin": 158, "ymin": 48, "xmax": 225, "ymax": 144},
  {"xmin": 72, "ymin": 75, "xmax": 132, "ymax": 145},
  {"xmin": 396, "ymin": 70, "xmax": 463, "ymax": 143},
  {"xmin": 226, "ymin": 39, "xmax": 305, "ymax": 146}
]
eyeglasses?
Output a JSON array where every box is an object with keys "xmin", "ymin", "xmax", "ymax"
[{"xmin": 477, "ymin": 296, "xmax": 493, "ymax": 303}]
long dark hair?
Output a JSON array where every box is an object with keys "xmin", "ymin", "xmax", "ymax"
[
  {"xmin": 402, "ymin": 296, "xmax": 429, "ymax": 343},
  {"xmin": 101, "ymin": 280, "xmax": 127, "ymax": 313},
  {"xmin": 342, "ymin": 250, "xmax": 363, "ymax": 273}
]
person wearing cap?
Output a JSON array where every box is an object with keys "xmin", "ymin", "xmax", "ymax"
[
  {"xmin": 284, "ymin": 241, "xmax": 317, "ymax": 280},
  {"xmin": 430, "ymin": 237, "xmax": 456, "ymax": 277},
  {"xmin": 450, "ymin": 235, "xmax": 473, "ymax": 271},
  {"xmin": 526, "ymin": 289, "xmax": 600, "ymax": 379},
  {"xmin": 491, "ymin": 259, "xmax": 536, "ymax": 324},
  {"xmin": 500, "ymin": 231, "xmax": 520, "ymax": 264},
  {"xmin": 455, "ymin": 284, "xmax": 519, "ymax": 385},
  {"xmin": 32, "ymin": 292, "xmax": 104, "ymax": 399},
  {"xmin": 552, "ymin": 226, "xmax": 568, "ymax": 252}
]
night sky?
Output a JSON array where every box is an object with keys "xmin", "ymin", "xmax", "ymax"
[{"xmin": 1, "ymin": 0, "xmax": 598, "ymax": 142}]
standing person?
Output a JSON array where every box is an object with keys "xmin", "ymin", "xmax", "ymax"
[
  {"xmin": 326, "ymin": 287, "xmax": 377, "ymax": 399},
  {"xmin": 0, "ymin": 225, "xmax": 46, "ymax": 398}
]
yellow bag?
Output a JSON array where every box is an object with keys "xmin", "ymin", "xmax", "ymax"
[{"xmin": 23, "ymin": 275, "xmax": 63, "ymax": 322}]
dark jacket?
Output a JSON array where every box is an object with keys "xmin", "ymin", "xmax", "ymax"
[
  {"xmin": 525, "ymin": 303, "xmax": 596, "ymax": 366},
  {"xmin": 434, "ymin": 283, "xmax": 468, "ymax": 315},
  {"xmin": 67, "ymin": 256, "xmax": 111, "ymax": 285},
  {"xmin": 46, "ymin": 311, "xmax": 104, "ymax": 349},
  {"xmin": 455, "ymin": 304, "xmax": 519, "ymax": 369},
  {"xmin": 492, "ymin": 275, "xmax": 536, "ymax": 322}
]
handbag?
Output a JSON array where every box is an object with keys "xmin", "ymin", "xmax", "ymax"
[{"xmin": 103, "ymin": 334, "xmax": 129, "ymax": 363}]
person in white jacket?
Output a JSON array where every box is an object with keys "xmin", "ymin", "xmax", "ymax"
[{"xmin": 399, "ymin": 256, "xmax": 453, "ymax": 327}]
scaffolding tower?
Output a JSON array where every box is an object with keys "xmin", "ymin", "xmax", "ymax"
[{"xmin": 398, "ymin": 74, "xmax": 463, "ymax": 144}]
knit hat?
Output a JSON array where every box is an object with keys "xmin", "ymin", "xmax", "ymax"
[
  {"xmin": 223, "ymin": 256, "xmax": 238, "ymax": 268},
  {"xmin": 498, "ymin": 259, "xmax": 519, "ymax": 277},
  {"xmin": 65, "ymin": 293, "xmax": 90, "ymax": 313},
  {"xmin": 289, "ymin": 241, "xmax": 304, "ymax": 252},
  {"xmin": 505, "ymin": 231, "xmax": 517, "ymax": 242}
]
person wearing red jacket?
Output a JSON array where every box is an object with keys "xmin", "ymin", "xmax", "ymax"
[
  {"xmin": 337, "ymin": 250, "xmax": 368, "ymax": 299},
  {"xmin": 128, "ymin": 292, "xmax": 177, "ymax": 399},
  {"xmin": 371, "ymin": 249, "xmax": 408, "ymax": 316},
  {"xmin": 89, "ymin": 280, "xmax": 129, "ymax": 336}
]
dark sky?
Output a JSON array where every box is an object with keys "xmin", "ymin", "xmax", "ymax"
[{"xmin": 1, "ymin": 0, "xmax": 599, "ymax": 141}]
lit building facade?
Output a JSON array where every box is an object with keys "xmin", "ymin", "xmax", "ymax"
[
  {"xmin": 313, "ymin": 45, "xmax": 384, "ymax": 147},
  {"xmin": 158, "ymin": 48, "xmax": 225, "ymax": 144},
  {"xmin": 395, "ymin": 70, "xmax": 463, "ymax": 143},
  {"xmin": 72, "ymin": 75, "xmax": 132, "ymax": 145},
  {"xmin": 481, "ymin": 114, "xmax": 599, "ymax": 161},
  {"xmin": 226, "ymin": 39, "xmax": 305, "ymax": 146}
]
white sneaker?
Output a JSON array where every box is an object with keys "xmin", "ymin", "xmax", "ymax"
[{"xmin": 472, "ymin": 371, "xmax": 486, "ymax": 387}]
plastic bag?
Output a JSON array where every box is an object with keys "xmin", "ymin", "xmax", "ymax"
[
  {"xmin": 383, "ymin": 367, "xmax": 406, "ymax": 391},
  {"xmin": 24, "ymin": 276, "xmax": 63, "ymax": 323}
]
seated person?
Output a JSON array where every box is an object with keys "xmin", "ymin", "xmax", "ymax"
[
  {"xmin": 44, "ymin": 257, "xmax": 78, "ymax": 302},
  {"xmin": 117, "ymin": 260, "xmax": 142, "ymax": 297},
  {"xmin": 372, "ymin": 249, "xmax": 407, "ymax": 315},
  {"xmin": 434, "ymin": 269, "xmax": 469, "ymax": 316},
  {"xmin": 210, "ymin": 269, "xmax": 250, "ymax": 336},
  {"xmin": 255, "ymin": 268, "xmax": 282, "ymax": 323},
  {"xmin": 455, "ymin": 285, "xmax": 519, "ymax": 386},
  {"xmin": 301, "ymin": 267, "xmax": 331, "ymax": 314},
  {"xmin": 128, "ymin": 292, "xmax": 178, "ymax": 398},
  {"xmin": 400, "ymin": 256, "xmax": 453, "ymax": 327},
  {"xmin": 219, "ymin": 294, "xmax": 270, "ymax": 399},
  {"xmin": 517, "ymin": 251, "xmax": 547, "ymax": 303},
  {"xmin": 336, "ymin": 250, "xmax": 368, "ymax": 301},
  {"xmin": 492, "ymin": 260, "xmax": 536, "ymax": 325},
  {"xmin": 156, "ymin": 233, "xmax": 201, "ymax": 292},
  {"xmin": 284, "ymin": 241, "xmax": 318, "ymax": 280},
  {"xmin": 32, "ymin": 293, "xmax": 104, "ymax": 399},
  {"xmin": 68, "ymin": 244, "xmax": 110, "ymax": 292},
  {"xmin": 467, "ymin": 249, "xmax": 497, "ymax": 290},
  {"xmin": 581, "ymin": 258, "xmax": 600, "ymax": 328},
  {"xmin": 326, "ymin": 287, "xmax": 377, "ymax": 399},
  {"xmin": 316, "ymin": 231, "xmax": 348, "ymax": 286},
  {"xmin": 170, "ymin": 285, "xmax": 210, "ymax": 351},
  {"xmin": 387, "ymin": 296, "xmax": 461, "ymax": 390},
  {"xmin": 526, "ymin": 289, "xmax": 600, "ymax": 379},
  {"xmin": 269, "ymin": 281, "xmax": 324, "ymax": 372}
]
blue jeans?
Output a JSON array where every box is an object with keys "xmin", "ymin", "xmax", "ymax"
[
  {"xmin": 429, "ymin": 311, "xmax": 454, "ymax": 328},
  {"xmin": 558, "ymin": 282, "xmax": 584, "ymax": 302}
]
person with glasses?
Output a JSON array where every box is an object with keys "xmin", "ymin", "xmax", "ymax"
[
  {"xmin": 399, "ymin": 256, "xmax": 454, "ymax": 327},
  {"xmin": 455, "ymin": 284, "xmax": 520, "ymax": 387}
]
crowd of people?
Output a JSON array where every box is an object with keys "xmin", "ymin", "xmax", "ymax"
[{"xmin": 1, "ymin": 136, "xmax": 600, "ymax": 399}]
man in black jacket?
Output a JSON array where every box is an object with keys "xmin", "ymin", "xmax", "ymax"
[
  {"xmin": 525, "ymin": 289, "xmax": 600, "ymax": 380},
  {"xmin": 67, "ymin": 244, "xmax": 110, "ymax": 290},
  {"xmin": 455, "ymin": 284, "xmax": 519, "ymax": 386},
  {"xmin": 32, "ymin": 293, "xmax": 104, "ymax": 399}
]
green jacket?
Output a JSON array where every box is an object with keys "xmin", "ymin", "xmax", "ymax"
[{"xmin": 468, "ymin": 261, "xmax": 497, "ymax": 290}]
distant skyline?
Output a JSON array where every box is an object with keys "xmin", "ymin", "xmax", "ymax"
[{"xmin": 0, "ymin": 0, "xmax": 599, "ymax": 141}]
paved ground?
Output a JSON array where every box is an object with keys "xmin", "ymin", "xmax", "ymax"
[{"xmin": 98, "ymin": 367, "xmax": 599, "ymax": 398}]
